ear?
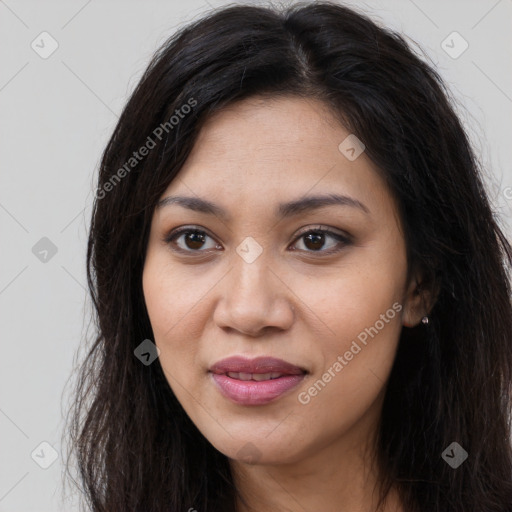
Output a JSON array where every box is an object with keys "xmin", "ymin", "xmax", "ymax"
[{"xmin": 402, "ymin": 268, "xmax": 439, "ymax": 328}]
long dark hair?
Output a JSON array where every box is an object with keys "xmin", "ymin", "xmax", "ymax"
[{"xmin": 64, "ymin": 2, "xmax": 512, "ymax": 511}]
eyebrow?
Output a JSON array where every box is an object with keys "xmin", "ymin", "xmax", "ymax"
[{"xmin": 156, "ymin": 193, "xmax": 370, "ymax": 220}]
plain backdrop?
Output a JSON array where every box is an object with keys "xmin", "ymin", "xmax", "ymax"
[{"xmin": 1, "ymin": 0, "xmax": 511, "ymax": 510}]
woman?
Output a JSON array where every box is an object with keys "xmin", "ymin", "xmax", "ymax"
[{"xmin": 66, "ymin": 2, "xmax": 512, "ymax": 511}]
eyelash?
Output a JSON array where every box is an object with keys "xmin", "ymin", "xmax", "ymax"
[{"xmin": 163, "ymin": 225, "xmax": 352, "ymax": 257}]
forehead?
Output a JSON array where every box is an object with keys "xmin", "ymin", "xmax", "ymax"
[
  {"xmin": 161, "ymin": 95, "xmax": 394, "ymax": 222},
  {"xmin": 186, "ymin": 95, "xmax": 348, "ymax": 169}
]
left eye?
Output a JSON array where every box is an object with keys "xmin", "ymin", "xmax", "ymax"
[
  {"xmin": 164, "ymin": 226, "xmax": 350, "ymax": 254},
  {"xmin": 290, "ymin": 228, "xmax": 350, "ymax": 253}
]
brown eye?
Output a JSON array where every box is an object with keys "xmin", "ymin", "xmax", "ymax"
[
  {"xmin": 291, "ymin": 227, "xmax": 351, "ymax": 254},
  {"xmin": 303, "ymin": 232, "xmax": 326, "ymax": 251},
  {"xmin": 182, "ymin": 231, "xmax": 207, "ymax": 250},
  {"xmin": 165, "ymin": 228, "xmax": 221, "ymax": 252}
]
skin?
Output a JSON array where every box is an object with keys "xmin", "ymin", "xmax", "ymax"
[{"xmin": 142, "ymin": 95, "xmax": 431, "ymax": 512}]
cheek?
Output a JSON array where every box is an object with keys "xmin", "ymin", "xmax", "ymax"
[
  {"xmin": 142, "ymin": 256, "xmax": 203, "ymax": 373},
  {"xmin": 301, "ymin": 279, "xmax": 402, "ymax": 389},
  {"xmin": 289, "ymin": 252, "xmax": 404, "ymax": 414},
  {"xmin": 291, "ymin": 288, "xmax": 402, "ymax": 450},
  {"xmin": 143, "ymin": 245, "xmax": 210, "ymax": 331},
  {"xmin": 293, "ymin": 247, "xmax": 405, "ymax": 352}
]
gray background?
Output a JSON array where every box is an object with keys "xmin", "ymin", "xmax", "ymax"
[{"xmin": 1, "ymin": 0, "xmax": 511, "ymax": 510}]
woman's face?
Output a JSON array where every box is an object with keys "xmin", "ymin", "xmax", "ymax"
[{"xmin": 143, "ymin": 95, "xmax": 424, "ymax": 466}]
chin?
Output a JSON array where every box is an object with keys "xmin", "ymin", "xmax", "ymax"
[{"xmin": 206, "ymin": 432, "xmax": 306, "ymax": 466}]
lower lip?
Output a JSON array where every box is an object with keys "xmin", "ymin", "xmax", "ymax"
[{"xmin": 210, "ymin": 373, "xmax": 305, "ymax": 405}]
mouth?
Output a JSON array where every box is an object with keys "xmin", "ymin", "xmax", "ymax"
[
  {"xmin": 209, "ymin": 356, "xmax": 307, "ymax": 405},
  {"xmin": 223, "ymin": 371, "xmax": 292, "ymax": 381},
  {"xmin": 209, "ymin": 355, "xmax": 306, "ymax": 376}
]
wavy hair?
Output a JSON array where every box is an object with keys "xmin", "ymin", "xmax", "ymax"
[{"xmin": 65, "ymin": 2, "xmax": 512, "ymax": 511}]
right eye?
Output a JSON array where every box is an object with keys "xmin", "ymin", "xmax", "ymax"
[{"xmin": 164, "ymin": 226, "xmax": 223, "ymax": 253}]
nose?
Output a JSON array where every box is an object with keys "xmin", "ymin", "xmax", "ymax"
[{"xmin": 212, "ymin": 254, "xmax": 295, "ymax": 337}]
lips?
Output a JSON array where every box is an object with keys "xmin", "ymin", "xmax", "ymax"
[
  {"xmin": 209, "ymin": 356, "xmax": 307, "ymax": 405},
  {"xmin": 225, "ymin": 371, "xmax": 285, "ymax": 381},
  {"xmin": 210, "ymin": 356, "xmax": 305, "ymax": 377}
]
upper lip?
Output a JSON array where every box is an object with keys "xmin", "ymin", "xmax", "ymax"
[{"xmin": 209, "ymin": 356, "xmax": 306, "ymax": 375}]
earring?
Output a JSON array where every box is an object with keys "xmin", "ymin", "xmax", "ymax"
[{"xmin": 421, "ymin": 315, "xmax": 429, "ymax": 325}]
